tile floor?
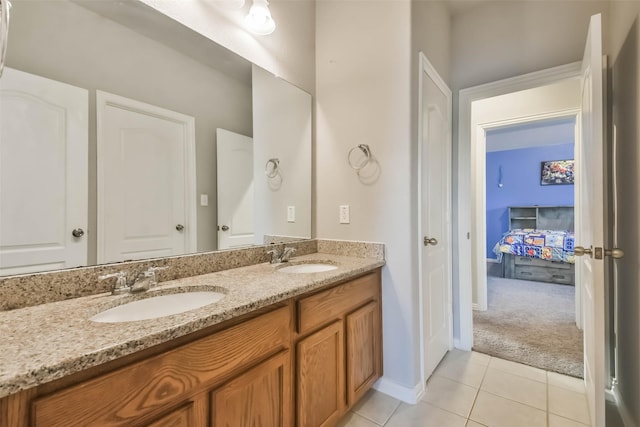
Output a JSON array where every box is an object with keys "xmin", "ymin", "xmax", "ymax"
[{"xmin": 337, "ymin": 349, "xmax": 591, "ymax": 427}]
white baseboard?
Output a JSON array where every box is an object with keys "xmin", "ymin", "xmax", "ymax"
[
  {"xmin": 454, "ymin": 338, "xmax": 472, "ymax": 351},
  {"xmin": 611, "ymin": 385, "xmax": 635, "ymax": 427},
  {"xmin": 373, "ymin": 377, "xmax": 425, "ymax": 404},
  {"xmin": 486, "ymin": 258, "xmax": 500, "ymax": 263}
]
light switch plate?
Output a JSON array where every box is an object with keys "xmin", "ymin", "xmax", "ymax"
[
  {"xmin": 339, "ymin": 205, "xmax": 350, "ymax": 224},
  {"xmin": 287, "ymin": 206, "xmax": 296, "ymax": 223},
  {"xmin": 200, "ymin": 194, "xmax": 209, "ymax": 206}
]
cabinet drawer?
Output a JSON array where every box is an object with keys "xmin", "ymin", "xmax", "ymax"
[
  {"xmin": 514, "ymin": 256, "xmax": 571, "ymax": 269},
  {"xmin": 297, "ymin": 272, "xmax": 379, "ymax": 335},
  {"xmin": 32, "ymin": 306, "xmax": 291, "ymax": 427},
  {"xmin": 515, "ymin": 266, "xmax": 574, "ymax": 285}
]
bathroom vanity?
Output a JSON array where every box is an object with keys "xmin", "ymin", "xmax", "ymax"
[{"xmin": 0, "ymin": 248, "xmax": 383, "ymax": 427}]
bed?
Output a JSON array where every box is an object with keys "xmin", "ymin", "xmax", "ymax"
[{"xmin": 494, "ymin": 206, "xmax": 575, "ymax": 285}]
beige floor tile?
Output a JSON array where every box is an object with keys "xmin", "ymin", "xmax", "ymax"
[
  {"xmin": 480, "ymin": 367, "xmax": 547, "ymax": 410},
  {"xmin": 469, "ymin": 390, "xmax": 546, "ymax": 427},
  {"xmin": 548, "ymin": 385, "xmax": 591, "ymax": 425},
  {"xmin": 466, "ymin": 421, "xmax": 487, "ymax": 427},
  {"xmin": 434, "ymin": 356, "xmax": 488, "ymax": 388},
  {"xmin": 336, "ymin": 411, "xmax": 381, "ymax": 427},
  {"xmin": 352, "ymin": 389, "xmax": 400, "ymax": 425},
  {"xmin": 422, "ymin": 375, "xmax": 479, "ymax": 417},
  {"xmin": 488, "ymin": 357, "xmax": 547, "ymax": 383},
  {"xmin": 385, "ymin": 402, "xmax": 467, "ymax": 427},
  {"xmin": 548, "ymin": 372, "xmax": 586, "ymax": 394},
  {"xmin": 549, "ymin": 413, "xmax": 591, "ymax": 427},
  {"xmin": 442, "ymin": 349, "xmax": 492, "ymax": 367}
]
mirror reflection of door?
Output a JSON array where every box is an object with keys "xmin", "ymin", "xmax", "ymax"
[
  {"xmin": 216, "ymin": 129, "xmax": 254, "ymax": 250},
  {"xmin": 97, "ymin": 91, "xmax": 197, "ymax": 264},
  {"xmin": 0, "ymin": 67, "xmax": 88, "ymax": 276}
]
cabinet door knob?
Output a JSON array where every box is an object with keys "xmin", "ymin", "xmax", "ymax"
[{"xmin": 176, "ymin": 224, "xmax": 184, "ymax": 231}]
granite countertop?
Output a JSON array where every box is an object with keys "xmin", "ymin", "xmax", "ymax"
[{"xmin": 0, "ymin": 253, "xmax": 384, "ymax": 399}]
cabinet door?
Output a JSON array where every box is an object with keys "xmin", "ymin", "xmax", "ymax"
[
  {"xmin": 297, "ymin": 321, "xmax": 345, "ymax": 427},
  {"xmin": 211, "ymin": 351, "xmax": 292, "ymax": 427},
  {"xmin": 346, "ymin": 302, "xmax": 382, "ymax": 406}
]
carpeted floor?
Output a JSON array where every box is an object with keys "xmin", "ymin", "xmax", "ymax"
[{"xmin": 473, "ymin": 277, "xmax": 584, "ymax": 378}]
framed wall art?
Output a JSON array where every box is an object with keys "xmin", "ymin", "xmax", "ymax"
[{"xmin": 541, "ymin": 159, "xmax": 574, "ymax": 185}]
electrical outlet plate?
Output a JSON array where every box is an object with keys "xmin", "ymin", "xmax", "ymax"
[
  {"xmin": 287, "ymin": 206, "xmax": 295, "ymax": 223},
  {"xmin": 339, "ymin": 205, "xmax": 350, "ymax": 224},
  {"xmin": 200, "ymin": 194, "xmax": 209, "ymax": 206}
]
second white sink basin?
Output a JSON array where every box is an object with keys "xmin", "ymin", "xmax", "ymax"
[
  {"xmin": 277, "ymin": 263, "xmax": 338, "ymax": 274},
  {"xmin": 90, "ymin": 291, "xmax": 226, "ymax": 323}
]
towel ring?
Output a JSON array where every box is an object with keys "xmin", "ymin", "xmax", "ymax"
[
  {"xmin": 265, "ymin": 158, "xmax": 280, "ymax": 178},
  {"xmin": 347, "ymin": 144, "xmax": 371, "ymax": 171}
]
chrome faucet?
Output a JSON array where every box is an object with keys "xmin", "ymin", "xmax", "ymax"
[
  {"xmin": 130, "ymin": 266, "xmax": 168, "ymax": 292},
  {"xmin": 98, "ymin": 271, "xmax": 130, "ymax": 295},
  {"xmin": 267, "ymin": 246, "xmax": 297, "ymax": 264},
  {"xmin": 98, "ymin": 266, "xmax": 168, "ymax": 295}
]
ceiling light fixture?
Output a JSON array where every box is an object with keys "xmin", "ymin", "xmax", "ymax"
[{"xmin": 244, "ymin": 0, "xmax": 275, "ymax": 35}]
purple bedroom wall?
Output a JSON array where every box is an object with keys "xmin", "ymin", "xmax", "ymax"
[{"xmin": 485, "ymin": 143, "xmax": 575, "ymax": 259}]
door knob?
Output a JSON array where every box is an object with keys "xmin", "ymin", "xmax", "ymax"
[
  {"xmin": 574, "ymin": 246, "xmax": 592, "ymax": 257},
  {"xmin": 72, "ymin": 228, "xmax": 84, "ymax": 238},
  {"xmin": 423, "ymin": 237, "xmax": 438, "ymax": 246},
  {"xmin": 575, "ymin": 246, "xmax": 624, "ymax": 259},
  {"xmin": 220, "ymin": 225, "xmax": 229, "ymax": 231},
  {"xmin": 176, "ymin": 224, "xmax": 184, "ymax": 231},
  {"xmin": 605, "ymin": 248, "xmax": 624, "ymax": 259}
]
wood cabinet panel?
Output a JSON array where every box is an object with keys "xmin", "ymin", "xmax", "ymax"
[
  {"xmin": 297, "ymin": 321, "xmax": 345, "ymax": 427},
  {"xmin": 32, "ymin": 306, "xmax": 291, "ymax": 427},
  {"xmin": 146, "ymin": 403, "xmax": 195, "ymax": 427},
  {"xmin": 297, "ymin": 271, "xmax": 378, "ymax": 334},
  {"xmin": 346, "ymin": 301, "xmax": 381, "ymax": 406},
  {"xmin": 211, "ymin": 351, "xmax": 291, "ymax": 427}
]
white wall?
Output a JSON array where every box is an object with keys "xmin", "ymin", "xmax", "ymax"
[
  {"xmin": 140, "ymin": 0, "xmax": 315, "ymax": 94},
  {"xmin": 316, "ymin": 0, "xmax": 418, "ymax": 398},
  {"xmin": 608, "ymin": 3, "xmax": 640, "ymax": 425},
  {"xmin": 252, "ymin": 65, "xmax": 312, "ymax": 242},
  {"xmin": 451, "ymin": 0, "xmax": 609, "ymax": 91}
]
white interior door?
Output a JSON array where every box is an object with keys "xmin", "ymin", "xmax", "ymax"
[
  {"xmin": 0, "ymin": 67, "xmax": 88, "ymax": 275},
  {"xmin": 419, "ymin": 53, "xmax": 453, "ymax": 380},
  {"xmin": 216, "ymin": 128, "xmax": 254, "ymax": 249},
  {"xmin": 576, "ymin": 13, "xmax": 605, "ymax": 427},
  {"xmin": 97, "ymin": 91, "xmax": 196, "ymax": 263}
]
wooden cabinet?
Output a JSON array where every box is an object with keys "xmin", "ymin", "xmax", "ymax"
[
  {"xmin": 31, "ymin": 305, "xmax": 292, "ymax": 427},
  {"xmin": 212, "ymin": 351, "xmax": 292, "ymax": 427},
  {"xmin": 346, "ymin": 301, "xmax": 381, "ymax": 406},
  {"xmin": 0, "ymin": 268, "xmax": 382, "ymax": 427},
  {"xmin": 296, "ymin": 270, "xmax": 383, "ymax": 427},
  {"xmin": 296, "ymin": 321, "xmax": 345, "ymax": 427}
]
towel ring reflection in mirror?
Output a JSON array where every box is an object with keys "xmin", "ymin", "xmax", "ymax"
[
  {"xmin": 347, "ymin": 144, "xmax": 371, "ymax": 171},
  {"xmin": 265, "ymin": 158, "xmax": 280, "ymax": 178}
]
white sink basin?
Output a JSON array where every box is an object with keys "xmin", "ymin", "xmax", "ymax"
[
  {"xmin": 277, "ymin": 263, "xmax": 338, "ymax": 274},
  {"xmin": 90, "ymin": 291, "xmax": 226, "ymax": 323}
]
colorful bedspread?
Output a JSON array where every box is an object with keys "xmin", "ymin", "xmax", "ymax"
[{"xmin": 493, "ymin": 229, "xmax": 575, "ymax": 264}]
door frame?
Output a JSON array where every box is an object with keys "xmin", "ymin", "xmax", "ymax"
[
  {"xmin": 456, "ymin": 61, "xmax": 582, "ymax": 350},
  {"xmin": 96, "ymin": 90, "xmax": 197, "ymax": 262},
  {"xmin": 418, "ymin": 51, "xmax": 453, "ymax": 387}
]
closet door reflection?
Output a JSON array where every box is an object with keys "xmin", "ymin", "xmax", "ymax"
[{"xmin": 0, "ymin": 67, "xmax": 88, "ymax": 275}]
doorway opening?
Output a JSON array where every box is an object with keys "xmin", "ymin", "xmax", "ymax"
[{"xmin": 475, "ymin": 116, "xmax": 582, "ymax": 377}]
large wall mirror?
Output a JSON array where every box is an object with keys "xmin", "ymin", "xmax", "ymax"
[{"xmin": 0, "ymin": 0, "xmax": 312, "ymax": 277}]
